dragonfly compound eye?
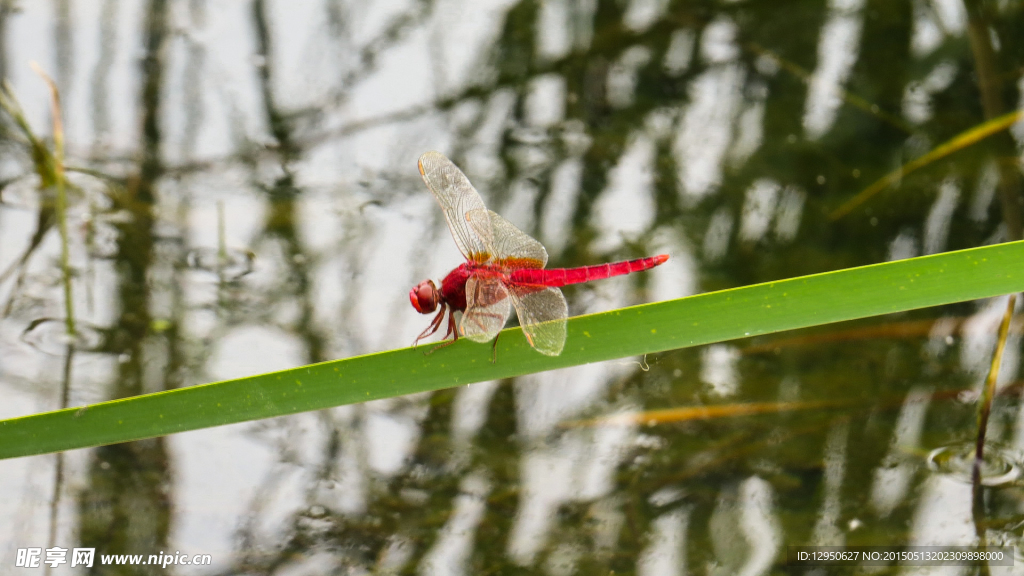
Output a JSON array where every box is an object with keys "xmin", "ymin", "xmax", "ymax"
[{"xmin": 410, "ymin": 280, "xmax": 439, "ymax": 314}]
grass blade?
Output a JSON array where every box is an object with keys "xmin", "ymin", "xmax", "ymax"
[{"xmin": 3, "ymin": 240, "xmax": 1024, "ymax": 460}]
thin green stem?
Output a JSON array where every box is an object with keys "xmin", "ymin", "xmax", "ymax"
[
  {"xmin": 22, "ymin": 66, "xmax": 78, "ymax": 576},
  {"xmin": 972, "ymin": 293, "xmax": 1015, "ymax": 560},
  {"xmin": 33, "ymin": 63, "xmax": 76, "ymax": 338},
  {"xmin": 974, "ymin": 294, "xmax": 1016, "ymax": 464}
]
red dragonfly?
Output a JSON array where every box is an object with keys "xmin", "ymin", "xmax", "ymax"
[{"xmin": 410, "ymin": 151, "xmax": 669, "ymax": 356}]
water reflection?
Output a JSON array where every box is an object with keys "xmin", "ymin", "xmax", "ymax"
[{"xmin": 0, "ymin": 0, "xmax": 1023, "ymax": 574}]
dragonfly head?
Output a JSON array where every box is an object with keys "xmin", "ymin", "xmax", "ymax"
[{"xmin": 410, "ymin": 279, "xmax": 440, "ymax": 314}]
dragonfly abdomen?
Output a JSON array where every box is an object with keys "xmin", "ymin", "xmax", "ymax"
[{"xmin": 511, "ymin": 254, "xmax": 668, "ymax": 287}]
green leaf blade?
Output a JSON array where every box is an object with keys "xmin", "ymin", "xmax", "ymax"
[{"xmin": 3, "ymin": 240, "xmax": 1024, "ymax": 460}]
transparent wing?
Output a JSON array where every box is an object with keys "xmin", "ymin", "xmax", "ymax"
[
  {"xmin": 418, "ymin": 152, "xmax": 493, "ymax": 263},
  {"xmin": 508, "ymin": 284, "xmax": 567, "ymax": 356},
  {"xmin": 460, "ymin": 275, "xmax": 511, "ymax": 343},
  {"xmin": 468, "ymin": 210, "xmax": 547, "ymax": 269}
]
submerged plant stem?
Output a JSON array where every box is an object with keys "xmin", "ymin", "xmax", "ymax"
[
  {"xmin": 973, "ymin": 293, "xmax": 1015, "ymax": 556},
  {"xmin": 974, "ymin": 294, "xmax": 1016, "ymax": 465},
  {"xmin": 33, "ymin": 63, "xmax": 76, "ymax": 338},
  {"xmin": 29, "ymin": 64, "xmax": 77, "ymax": 576}
]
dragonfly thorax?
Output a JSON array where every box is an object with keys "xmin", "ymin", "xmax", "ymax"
[{"xmin": 439, "ymin": 263, "xmax": 488, "ymax": 312}]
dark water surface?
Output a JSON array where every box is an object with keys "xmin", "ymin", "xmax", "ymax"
[{"xmin": 1, "ymin": 0, "xmax": 1024, "ymax": 574}]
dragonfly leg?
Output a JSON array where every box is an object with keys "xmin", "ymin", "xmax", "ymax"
[
  {"xmin": 426, "ymin": 309, "xmax": 459, "ymax": 355},
  {"xmin": 461, "ymin": 311, "xmax": 506, "ymax": 362},
  {"xmin": 414, "ymin": 302, "xmax": 448, "ymax": 347},
  {"xmin": 490, "ymin": 331, "xmax": 500, "ymax": 364}
]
